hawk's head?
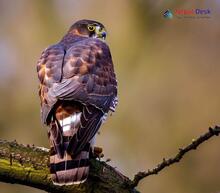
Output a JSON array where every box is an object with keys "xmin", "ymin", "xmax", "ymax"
[{"xmin": 68, "ymin": 19, "xmax": 107, "ymax": 40}]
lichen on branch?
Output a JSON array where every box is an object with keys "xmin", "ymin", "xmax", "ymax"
[
  {"xmin": 0, "ymin": 140, "xmax": 133, "ymax": 193},
  {"xmin": 0, "ymin": 125, "xmax": 220, "ymax": 193}
]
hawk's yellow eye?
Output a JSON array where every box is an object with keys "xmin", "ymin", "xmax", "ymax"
[{"xmin": 88, "ymin": 25, "xmax": 95, "ymax": 31}]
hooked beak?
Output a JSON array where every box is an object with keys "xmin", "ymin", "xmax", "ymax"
[
  {"xmin": 95, "ymin": 26, "xmax": 107, "ymax": 40},
  {"xmin": 101, "ymin": 31, "xmax": 107, "ymax": 40}
]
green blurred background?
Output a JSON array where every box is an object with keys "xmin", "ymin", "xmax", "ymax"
[{"xmin": 0, "ymin": 0, "xmax": 220, "ymax": 193}]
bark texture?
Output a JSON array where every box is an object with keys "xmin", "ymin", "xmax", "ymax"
[
  {"xmin": 0, "ymin": 126, "xmax": 219, "ymax": 193},
  {"xmin": 0, "ymin": 139, "xmax": 136, "ymax": 193}
]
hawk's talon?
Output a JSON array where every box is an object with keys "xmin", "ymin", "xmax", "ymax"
[{"xmin": 90, "ymin": 146, "xmax": 104, "ymax": 159}]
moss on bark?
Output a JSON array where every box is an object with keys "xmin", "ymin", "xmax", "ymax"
[{"xmin": 0, "ymin": 139, "xmax": 137, "ymax": 193}]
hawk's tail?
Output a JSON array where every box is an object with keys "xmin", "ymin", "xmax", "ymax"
[
  {"xmin": 48, "ymin": 102, "xmax": 91, "ymax": 185},
  {"xmin": 49, "ymin": 142, "xmax": 90, "ymax": 185}
]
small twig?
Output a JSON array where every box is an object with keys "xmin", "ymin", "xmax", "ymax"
[{"xmin": 129, "ymin": 125, "xmax": 220, "ymax": 188}]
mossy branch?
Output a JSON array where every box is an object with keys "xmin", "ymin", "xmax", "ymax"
[
  {"xmin": 0, "ymin": 126, "xmax": 219, "ymax": 193},
  {"xmin": 0, "ymin": 140, "xmax": 134, "ymax": 193}
]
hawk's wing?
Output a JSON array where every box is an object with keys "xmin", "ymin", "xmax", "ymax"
[
  {"xmin": 49, "ymin": 39, "xmax": 117, "ymax": 155},
  {"xmin": 37, "ymin": 38, "xmax": 117, "ymax": 156},
  {"xmin": 37, "ymin": 44, "xmax": 65, "ymax": 123},
  {"xmin": 48, "ymin": 39, "xmax": 117, "ymax": 113}
]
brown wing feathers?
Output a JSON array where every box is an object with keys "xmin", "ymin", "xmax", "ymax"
[{"xmin": 37, "ymin": 45, "xmax": 65, "ymax": 124}]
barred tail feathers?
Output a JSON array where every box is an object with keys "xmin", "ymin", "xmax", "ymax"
[
  {"xmin": 50, "ymin": 143, "xmax": 90, "ymax": 185},
  {"xmin": 49, "ymin": 103, "xmax": 90, "ymax": 185}
]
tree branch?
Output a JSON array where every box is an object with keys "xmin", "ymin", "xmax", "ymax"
[
  {"xmin": 128, "ymin": 126, "xmax": 220, "ymax": 188},
  {"xmin": 0, "ymin": 126, "xmax": 219, "ymax": 193},
  {"xmin": 0, "ymin": 140, "xmax": 134, "ymax": 193}
]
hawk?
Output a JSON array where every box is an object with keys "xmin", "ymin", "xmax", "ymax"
[{"xmin": 37, "ymin": 20, "xmax": 118, "ymax": 185}]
